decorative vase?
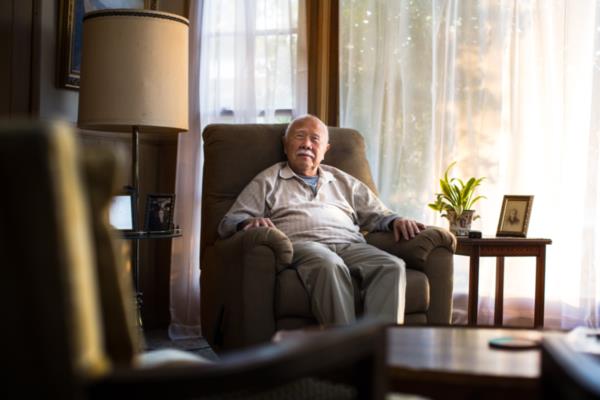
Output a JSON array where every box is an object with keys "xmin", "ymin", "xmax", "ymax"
[{"xmin": 446, "ymin": 210, "xmax": 475, "ymax": 237}]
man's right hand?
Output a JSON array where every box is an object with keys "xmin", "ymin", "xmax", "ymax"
[{"xmin": 241, "ymin": 217, "xmax": 276, "ymax": 230}]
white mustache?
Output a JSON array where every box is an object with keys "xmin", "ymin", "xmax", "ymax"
[{"xmin": 297, "ymin": 149, "xmax": 315, "ymax": 158}]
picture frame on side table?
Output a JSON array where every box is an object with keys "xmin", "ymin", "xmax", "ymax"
[
  {"xmin": 144, "ymin": 193, "xmax": 175, "ymax": 233},
  {"xmin": 56, "ymin": 0, "xmax": 147, "ymax": 90},
  {"xmin": 496, "ymin": 195, "xmax": 534, "ymax": 237},
  {"xmin": 108, "ymin": 189, "xmax": 137, "ymax": 232}
]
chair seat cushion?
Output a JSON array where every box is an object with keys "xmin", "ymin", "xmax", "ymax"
[
  {"xmin": 276, "ymin": 269, "xmax": 313, "ymax": 318},
  {"xmin": 275, "ymin": 267, "xmax": 429, "ymax": 318},
  {"xmin": 405, "ymin": 269, "xmax": 429, "ymax": 313},
  {"xmin": 135, "ymin": 349, "xmax": 213, "ymax": 368}
]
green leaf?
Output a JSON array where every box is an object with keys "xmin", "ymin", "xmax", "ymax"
[
  {"xmin": 430, "ymin": 161, "xmax": 486, "ymax": 218},
  {"xmin": 466, "ymin": 195, "xmax": 486, "ymax": 210},
  {"xmin": 439, "ymin": 179, "xmax": 452, "ymax": 196},
  {"xmin": 443, "ymin": 161, "xmax": 457, "ymax": 182}
]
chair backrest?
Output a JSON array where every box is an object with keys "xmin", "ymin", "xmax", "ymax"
[
  {"xmin": 2, "ymin": 121, "xmax": 139, "ymax": 398},
  {"xmin": 200, "ymin": 123, "xmax": 377, "ymax": 265},
  {"xmin": 541, "ymin": 336, "xmax": 600, "ymax": 399}
]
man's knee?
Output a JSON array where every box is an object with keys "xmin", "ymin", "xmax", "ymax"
[
  {"xmin": 293, "ymin": 243, "xmax": 352, "ymax": 291},
  {"xmin": 387, "ymin": 256, "xmax": 405, "ymax": 271},
  {"xmin": 306, "ymin": 254, "xmax": 349, "ymax": 279},
  {"xmin": 377, "ymin": 253, "xmax": 405, "ymax": 273},
  {"xmin": 294, "ymin": 242, "xmax": 348, "ymax": 276},
  {"xmin": 319, "ymin": 258, "xmax": 349, "ymax": 278}
]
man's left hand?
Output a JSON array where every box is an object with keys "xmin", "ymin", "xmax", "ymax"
[{"xmin": 392, "ymin": 218, "xmax": 426, "ymax": 241}]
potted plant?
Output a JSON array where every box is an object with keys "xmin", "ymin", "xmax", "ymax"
[{"xmin": 428, "ymin": 162, "xmax": 485, "ymax": 236}]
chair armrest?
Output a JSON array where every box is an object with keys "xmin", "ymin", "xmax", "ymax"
[
  {"xmin": 365, "ymin": 226, "xmax": 456, "ymax": 272},
  {"xmin": 217, "ymin": 226, "xmax": 294, "ymax": 271},
  {"xmin": 541, "ymin": 336, "xmax": 600, "ymax": 398},
  {"xmin": 214, "ymin": 227, "xmax": 293, "ymax": 349},
  {"xmin": 89, "ymin": 319, "xmax": 387, "ymax": 400}
]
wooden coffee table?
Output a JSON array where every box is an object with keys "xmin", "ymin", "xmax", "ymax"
[{"xmin": 387, "ymin": 326, "xmax": 564, "ymax": 399}]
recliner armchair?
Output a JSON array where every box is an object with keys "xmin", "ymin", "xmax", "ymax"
[{"xmin": 201, "ymin": 124, "xmax": 456, "ymax": 351}]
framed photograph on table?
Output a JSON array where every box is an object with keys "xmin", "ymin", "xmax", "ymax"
[
  {"xmin": 144, "ymin": 193, "xmax": 175, "ymax": 232},
  {"xmin": 56, "ymin": 0, "xmax": 148, "ymax": 89},
  {"xmin": 496, "ymin": 195, "xmax": 534, "ymax": 237},
  {"xmin": 108, "ymin": 191, "xmax": 136, "ymax": 232}
]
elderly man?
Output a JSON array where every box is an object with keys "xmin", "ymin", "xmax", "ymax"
[{"xmin": 218, "ymin": 115, "xmax": 424, "ymax": 325}]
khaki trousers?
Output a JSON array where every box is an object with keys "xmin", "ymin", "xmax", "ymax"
[{"xmin": 292, "ymin": 242, "xmax": 406, "ymax": 325}]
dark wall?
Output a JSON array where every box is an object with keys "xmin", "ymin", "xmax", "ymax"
[
  {"xmin": 1, "ymin": 0, "xmax": 34, "ymax": 117},
  {"xmin": 1, "ymin": 0, "xmax": 188, "ymax": 328}
]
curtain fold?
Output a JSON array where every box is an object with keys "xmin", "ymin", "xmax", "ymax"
[
  {"xmin": 168, "ymin": 0, "xmax": 203, "ymax": 340},
  {"xmin": 341, "ymin": 0, "xmax": 600, "ymax": 328}
]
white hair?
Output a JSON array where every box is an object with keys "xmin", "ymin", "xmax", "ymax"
[{"xmin": 284, "ymin": 114, "xmax": 329, "ymax": 142}]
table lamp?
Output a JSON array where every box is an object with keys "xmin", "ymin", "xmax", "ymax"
[
  {"xmin": 78, "ymin": 9, "xmax": 189, "ymax": 230},
  {"xmin": 77, "ymin": 9, "xmax": 189, "ymax": 324}
]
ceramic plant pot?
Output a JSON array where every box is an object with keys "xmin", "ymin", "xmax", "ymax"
[{"xmin": 446, "ymin": 210, "xmax": 475, "ymax": 237}]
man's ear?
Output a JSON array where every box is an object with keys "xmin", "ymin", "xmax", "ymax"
[{"xmin": 325, "ymin": 143, "xmax": 331, "ymax": 153}]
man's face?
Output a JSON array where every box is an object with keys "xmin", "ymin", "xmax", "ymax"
[{"xmin": 283, "ymin": 117, "xmax": 330, "ymax": 176}]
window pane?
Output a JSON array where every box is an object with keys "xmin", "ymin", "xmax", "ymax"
[{"xmin": 201, "ymin": 0, "xmax": 301, "ymax": 123}]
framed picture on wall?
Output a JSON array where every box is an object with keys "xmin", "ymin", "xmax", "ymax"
[
  {"xmin": 496, "ymin": 195, "xmax": 534, "ymax": 237},
  {"xmin": 56, "ymin": 0, "xmax": 148, "ymax": 90}
]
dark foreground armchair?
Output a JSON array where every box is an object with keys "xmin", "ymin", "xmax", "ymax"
[
  {"xmin": 201, "ymin": 124, "xmax": 456, "ymax": 351},
  {"xmin": 541, "ymin": 336, "xmax": 600, "ymax": 399},
  {"xmin": 2, "ymin": 121, "xmax": 388, "ymax": 399}
]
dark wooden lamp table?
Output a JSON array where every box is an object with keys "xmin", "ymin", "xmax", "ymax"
[{"xmin": 455, "ymin": 237, "xmax": 552, "ymax": 328}]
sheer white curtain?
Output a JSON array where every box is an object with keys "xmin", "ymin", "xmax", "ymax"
[
  {"xmin": 169, "ymin": 0, "xmax": 203, "ymax": 340},
  {"xmin": 341, "ymin": 0, "xmax": 600, "ymax": 328},
  {"xmin": 200, "ymin": 0, "xmax": 306, "ymax": 124},
  {"xmin": 169, "ymin": 0, "xmax": 306, "ymax": 339}
]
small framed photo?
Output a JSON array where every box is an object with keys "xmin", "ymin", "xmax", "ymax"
[
  {"xmin": 108, "ymin": 191, "xmax": 136, "ymax": 232},
  {"xmin": 144, "ymin": 193, "xmax": 175, "ymax": 232},
  {"xmin": 496, "ymin": 195, "xmax": 534, "ymax": 237}
]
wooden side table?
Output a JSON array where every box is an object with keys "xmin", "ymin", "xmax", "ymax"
[{"xmin": 455, "ymin": 237, "xmax": 552, "ymax": 328}]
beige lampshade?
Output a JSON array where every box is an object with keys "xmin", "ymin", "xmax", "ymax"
[{"xmin": 78, "ymin": 9, "xmax": 189, "ymax": 134}]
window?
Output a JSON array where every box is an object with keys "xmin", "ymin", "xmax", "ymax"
[{"xmin": 200, "ymin": 0, "xmax": 302, "ymax": 124}]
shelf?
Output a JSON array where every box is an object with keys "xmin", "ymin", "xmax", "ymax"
[{"xmin": 120, "ymin": 228, "xmax": 182, "ymax": 240}]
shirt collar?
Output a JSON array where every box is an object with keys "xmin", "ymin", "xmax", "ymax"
[{"xmin": 279, "ymin": 163, "xmax": 335, "ymax": 183}]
